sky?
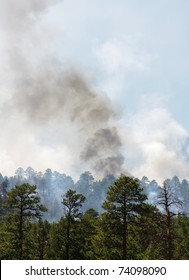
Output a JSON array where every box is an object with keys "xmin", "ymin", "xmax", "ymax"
[{"xmin": 0, "ymin": 0, "xmax": 189, "ymax": 183}]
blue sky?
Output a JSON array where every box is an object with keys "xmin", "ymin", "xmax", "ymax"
[
  {"xmin": 0, "ymin": 0, "xmax": 189, "ymax": 183},
  {"xmin": 48, "ymin": 0, "xmax": 189, "ymax": 127}
]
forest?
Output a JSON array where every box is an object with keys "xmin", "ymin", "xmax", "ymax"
[{"xmin": 0, "ymin": 167, "xmax": 189, "ymax": 260}]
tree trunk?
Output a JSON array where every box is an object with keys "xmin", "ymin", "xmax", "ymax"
[
  {"xmin": 19, "ymin": 211, "xmax": 23, "ymax": 259},
  {"xmin": 66, "ymin": 217, "xmax": 71, "ymax": 259},
  {"xmin": 166, "ymin": 210, "xmax": 173, "ymax": 259},
  {"xmin": 122, "ymin": 219, "xmax": 128, "ymax": 259}
]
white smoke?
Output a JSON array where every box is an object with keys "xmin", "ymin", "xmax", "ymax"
[
  {"xmin": 122, "ymin": 104, "xmax": 189, "ymax": 183},
  {"xmin": 0, "ymin": 0, "xmax": 126, "ymax": 178},
  {"xmin": 0, "ymin": 0, "xmax": 189, "ymax": 184}
]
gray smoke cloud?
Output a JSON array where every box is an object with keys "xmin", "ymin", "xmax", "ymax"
[
  {"xmin": 7, "ymin": 64, "xmax": 125, "ymax": 176},
  {"xmin": 93, "ymin": 155, "xmax": 125, "ymax": 176},
  {"xmin": 3, "ymin": 0, "xmax": 188, "ymax": 183},
  {"xmin": 81, "ymin": 127, "xmax": 122, "ymax": 159},
  {"xmin": 0, "ymin": 0, "xmax": 126, "ymax": 177},
  {"xmin": 81, "ymin": 127, "xmax": 125, "ymax": 175},
  {"xmin": 9, "ymin": 66, "xmax": 115, "ymax": 126}
]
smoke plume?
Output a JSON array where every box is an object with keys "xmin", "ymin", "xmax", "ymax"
[
  {"xmin": 8, "ymin": 64, "xmax": 125, "ymax": 176},
  {"xmin": 0, "ymin": 0, "xmax": 126, "ymax": 177},
  {"xmin": 1, "ymin": 0, "xmax": 189, "ymax": 184}
]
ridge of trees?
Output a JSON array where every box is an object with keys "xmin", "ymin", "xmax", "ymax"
[
  {"xmin": 0, "ymin": 171, "xmax": 189, "ymax": 260},
  {"xmin": 1, "ymin": 167, "xmax": 189, "ymax": 221}
]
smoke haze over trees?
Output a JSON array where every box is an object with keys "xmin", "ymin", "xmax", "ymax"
[
  {"xmin": 1, "ymin": 0, "xmax": 189, "ymax": 183},
  {"xmin": 1, "ymin": 171, "xmax": 189, "ymax": 260},
  {"xmin": 1, "ymin": 1, "xmax": 189, "ymax": 260},
  {"xmin": 1, "ymin": 167, "xmax": 189, "ymax": 221}
]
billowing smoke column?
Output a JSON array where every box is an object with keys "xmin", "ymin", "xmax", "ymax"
[
  {"xmin": 0, "ymin": 0, "xmax": 127, "ymax": 177},
  {"xmin": 1, "ymin": 0, "xmax": 189, "ymax": 183},
  {"xmin": 81, "ymin": 127, "xmax": 125, "ymax": 175},
  {"xmin": 10, "ymin": 67, "xmax": 126, "ymax": 176}
]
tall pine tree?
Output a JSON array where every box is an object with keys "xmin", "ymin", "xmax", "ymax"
[
  {"xmin": 102, "ymin": 176, "xmax": 147, "ymax": 259},
  {"xmin": 4, "ymin": 183, "xmax": 47, "ymax": 259}
]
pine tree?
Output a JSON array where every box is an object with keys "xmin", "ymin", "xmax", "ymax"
[
  {"xmin": 62, "ymin": 189, "xmax": 86, "ymax": 259},
  {"xmin": 102, "ymin": 176, "xmax": 147, "ymax": 259},
  {"xmin": 4, "ymin": 183, "xmax": 47, "ymax": 259}
]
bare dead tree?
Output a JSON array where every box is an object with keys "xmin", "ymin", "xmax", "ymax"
[{"xmin": 156, "ymin": 180, "xmax": 182, "ymax": 259}]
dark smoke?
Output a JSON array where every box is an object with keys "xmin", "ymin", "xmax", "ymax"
[
  {"xmin": 81, "ymin": 127, "xmax": 122, "ymax": 160},
  {"xmin": 8, "ymin": 64, "xmax": 126, "ymax": 176},
  {"xmin": 9, "ymin": 66, "xmax": 115, "ymax": 125},
  {"xmin": 81, "ymin": 127, "xmax": 125, "ymax": 175},
  {"xmin": 93, "ymin": 155, "xmax": 125, "ymax": 176},
  {"xmin": 0, "ymin": 0, "xmax": 127, "ymax": 177}
]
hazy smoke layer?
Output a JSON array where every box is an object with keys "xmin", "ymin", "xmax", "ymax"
[
  {"xmin": 8, "ymin": 65, "xmax": 125, "ymax": 176},
  {"xmin": 122, "ymin": 106, "xmax": 189, "ymax": 183},
  {"xmin": 0, "ymin": 0, "xmax": 125, "ymax": 177},
  {"xmin": 0, "ymin": 0, "xmax": 189, "ymax": 183}
]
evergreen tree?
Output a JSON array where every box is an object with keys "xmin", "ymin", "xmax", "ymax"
[
  {"xmin": 47, "ymin": 220, "xmax": 65, "ymax": 259},
  {"xmin": 173, "ymin": 214, "xmax": 189, "ymax": 259},
  {"xmin": 102, "ymin": 176, "xmax": 147, "ymax": 259},
  {"xmin": 31, "ymin": 219, "xmax": 50, "ymax": 259},
  {"xmin": 134, "ymin": 204, "xmax": 166, "ymax": 259},
  {"xmin": 80, "ymin": 208, "xmax": 99, "ymax": 259},
  {"xmin": 3, "ymin": 183, "xmax": 47, "ymax": 259},
  {"xmin": 62, "ymin": 189, "xmax": 86, "ymax": 259}
]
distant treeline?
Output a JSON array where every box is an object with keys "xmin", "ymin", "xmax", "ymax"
[
  {"xmin": 0, "ymin": 167, "xmax": 189, "ymax": 221},
  {"xmin": 0, "ymin": 174, "xmax": 189, "ymax": 260}
]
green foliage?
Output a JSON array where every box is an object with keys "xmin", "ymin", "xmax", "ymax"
[
  {"xmin": 62, "ymin": 189, "xmax": 86, "ymax": 220},
  {"xmin": 156, "ymin": 180, "xmax": 183, "ymax": 259},
  {"xmin": 80, "ymin": 208, "xmax": 99, "ymax": 259},
  {"xmin": 5, "ymin": 183, "xmax": 47, "ymax": 218},
  {"xmin": 134, "ymin": 204, "xmax": 167, "ymax": 259},
  {"xmin": 47, "ymin": 220, "xmax": 66, "ymax": 259},
  {"xmin": 61, "ymin": 189, "xmax": 86, "ymax": 259},
  {"xmin": 93, "ymin": 212, "xmax": 123, "ymax": 259},
  {"xmin": 0, "ymin": 178, "xmax": 189, "ymax": 260},
  {"xmin": 0, "ymin": 183, "xmax": 47, "ymax": 259},
  {"xmin": 101, "ymin": 176, "xmax": 147, "ymax": 259},
  {"xmin": 173, "ymin": 215, "xmax": 189, "ymax": 259},
  {"xmin": 29, "ymin": 219, "xmax": 51, "ymax": 259}
]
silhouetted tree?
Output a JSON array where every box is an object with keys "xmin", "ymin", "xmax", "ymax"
[
  {"xmin": 62, "ymin": 189, "xmax": 86, "ymax": 259},
  {"xmin": 156, "ymin": 180, "xmax": 182, "ymax": 259},
  {"xmin": 102, "ymin": 176, "xmax": 147, "ymax": 259},
  {"xmin": 5, "ymin": 183, "xmax": 47, "ymax": 259}
]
